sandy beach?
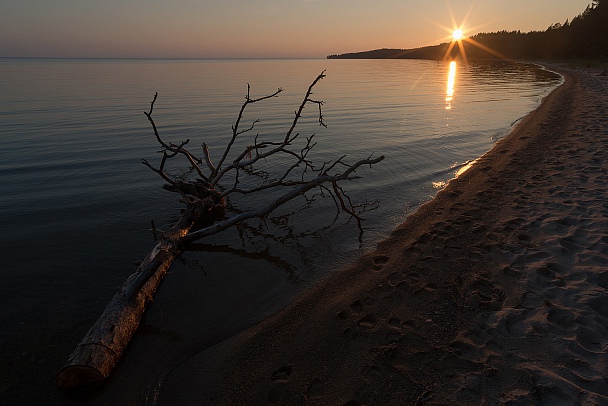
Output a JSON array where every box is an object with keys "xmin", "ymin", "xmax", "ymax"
[{"xmin": 147, "ymin": 65, "xmax": 608, "ymax": 405}]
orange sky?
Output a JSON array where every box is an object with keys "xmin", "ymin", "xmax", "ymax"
[{"xmin": 0, "ymin": 0, "xmax": 593, "ymax": 58}]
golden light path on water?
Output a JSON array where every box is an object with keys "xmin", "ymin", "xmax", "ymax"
[
  {"xmin": 434, "ymin": 60, "xmax": 459, "ymax": 190},
  {"xmin": 445, "ymin": 60, "xmax": 457, "ymax": 110}
]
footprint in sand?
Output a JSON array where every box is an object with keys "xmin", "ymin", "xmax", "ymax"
[
  {"xmin": 268, "ymin": 365, "xmax": 293, "ymax": 404},
  {"xmin": 372, "ymin": 255, "xmax": 389, "ymax": 271},
  {"xmin": 496, "ymin": 309, "xmax": 531, "ymax": 338},
  {"xmin": 271, "ymin": 365, "xmax": 292, "ymax": 382},
  {"xmin": 503, "ymin": 265, "xmax": 523, "ymax": 278},
  {"xmin": 357, "ymin": 314, "xmax": 378, "ymax": 330},
  {"xmin": 481, "ymin": 287, "xmax": 506, "ymax": 311},
  {"xmin": 467, "ymin": 277, "xmax": 505, "ymax": 308},
  {"xmin": 337, "ymin": 310, "xmax": 350, "ymax": 320},
  {"xmin": 387, "ymin": 271, "xmax": 405, "ymax": 287},
  {"xmin": 534, "ymin": 262, "xmax": 567, "ymax": 287}
]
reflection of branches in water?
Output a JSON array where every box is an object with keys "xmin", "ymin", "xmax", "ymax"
[
  {"xmin": 211, "ymin": 191, "xmax": 341, "ymax": 278},
  {"xmin": 227, "ymin": 190, "xmax": 340, "ymax": 243},
  {"xmin": 226, "ymin": 186, "xmax": 380, "ymax": 243},
  {"xmin": 353, "ymin": 196, "xmax": 381, "ymax": 215},
  {"xmin": 164, "ymin": 187, "xmax": 380, "ymax": 282},
  {"xmin": 174, "ymin": 256, "xmax": 208, "ymax": 277},
  {"xmin": 184, "ymin": 243, "xmax": 301, "ymax": 284},
  {"xmin": 164, "ymin": 191, "xmax": 338, "ymax": 283},
  {"xmin": 145, "ymin": 69, "xmax": 385, "ymax": 285},
  {"xmin": 230, "ymin": 192, "xmax": 380, "ymax": 278},
  {"xmin": 58, "ymin": 73, "xmax": 385, "ymax": 391},
  {"xmin": 143, "ymin": 71, "xmax": 384, "ymax": 247}
]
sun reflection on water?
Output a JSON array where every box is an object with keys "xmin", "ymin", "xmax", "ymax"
[{"xmin": 445, "ymin": 61, "xmax": 456, "ymax": 110}]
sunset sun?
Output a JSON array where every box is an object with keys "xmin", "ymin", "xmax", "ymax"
[{"xmin": 452, "ymin": 29, "xmax": 464, "ymax": 41}]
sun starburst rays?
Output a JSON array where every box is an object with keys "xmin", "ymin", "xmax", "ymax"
[{"xmin": 435, "ymin": 1, "xmax": 508, "ymax": 63}]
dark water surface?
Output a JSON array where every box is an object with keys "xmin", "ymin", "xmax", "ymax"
[{"xmin": 0, "ymin": 58, "xmax": 561, "ymax": 403}]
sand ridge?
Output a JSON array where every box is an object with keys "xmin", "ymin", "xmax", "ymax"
[{"xmin": 151, "ymin": 66, "xmax": 608, "ymax": 405}]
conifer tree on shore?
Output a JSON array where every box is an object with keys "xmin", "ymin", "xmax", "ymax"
[{"xmin": 329, "ymin": 1, "xmax": 607, "ymax": 61}]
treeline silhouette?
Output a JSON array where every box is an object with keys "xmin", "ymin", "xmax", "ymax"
[{"xmin": 328, "ymin": 0, "xmax": 607, "ymax": 61}]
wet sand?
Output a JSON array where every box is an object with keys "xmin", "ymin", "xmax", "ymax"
[{"xmin": 150, "ymin": 66, "xmax": 608, "ymax": 405}]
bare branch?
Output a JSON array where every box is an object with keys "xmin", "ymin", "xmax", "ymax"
[
  {"xmin": 143, "ymin": 93, "xmax": 211, "ymax": 195},
  {"xmin": 209, "ymin": 72, "xmax": 327, "ymax": 188},
  {"xmin": 147, "ymin": 92, "xmax": 158, "ymax": 115},
  {"xmin": 182, "ymin": 155, "xmax": 384, "ymax": 244},
  {"xmin": 62, "ymin": 71, "xmax": 384, "ymax": 390},
  {"xmin": 142, "ymin": 71, "xmax": 383, "ymax": 243},
  {"xmin": 142, "ymin": 152, "xmax": 174, "ymax": 185},
  {"xmin": 283, "ymin": 71, "xmax": 326, "ymax": 144},
  {"xmin": 143, "ymin": 93, "xmax": 172, "ymax": 151},
  {"xmin": 213, "ymin": 86, "xmax": 283, "ymax": 180},
  {"xmin": 331, "ymin": 181, "xmax": 363, "ymax": 236},
  {"xmin": 307, "ymin": 98, "xmax": 327, "ymax": 128},
  {"xmin": 201, "ymin": 143, "xmax": 216, "ymax": 173}
]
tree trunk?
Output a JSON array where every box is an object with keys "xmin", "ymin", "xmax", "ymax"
[
  {"xmin": 56, "ymin": 73, "xmax": 383, "ymax": 389},
  {"xmin": 56, "ymin": 201, "xmax": 212, "ymax": 390}
]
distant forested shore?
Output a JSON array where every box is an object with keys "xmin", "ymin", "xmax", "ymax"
[{"xmin": 328, "ymin": 1, "xmax": 607, "ymax": 61}]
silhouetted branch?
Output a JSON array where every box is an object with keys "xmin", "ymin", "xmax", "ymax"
[
  {"xmin": 182, "ymin": 154, "xmax": 383, "ymax": 244},
  {"xmin": 58, "ymin": 71, "xmax": 383, "ymax": 390},
  {"xmin": 141, "ymin": 69, "xmax": 385, "ymax": 242}
]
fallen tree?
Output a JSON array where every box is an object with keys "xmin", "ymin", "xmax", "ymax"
[{"xmin": 56, "ymin": 71, "xmax": 384, "ymax": 390}]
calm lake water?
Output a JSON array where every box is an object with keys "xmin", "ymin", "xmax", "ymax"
[{"xmin": 0, "ymin": 58, "xmax": 561, "ymax": 403}]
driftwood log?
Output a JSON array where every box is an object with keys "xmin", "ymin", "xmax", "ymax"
[
  {"xmin": 56, "ymin": 199, "xmax": 218, "ymax": 389},
  {"xmin": 57, "ymin": 72, "xmax": 384, "ymax": 390}
]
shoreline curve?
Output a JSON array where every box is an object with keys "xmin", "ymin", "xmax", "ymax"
[{"xmin": 152, "ymin": 64, "xmax": 608, "ymax": 405}]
